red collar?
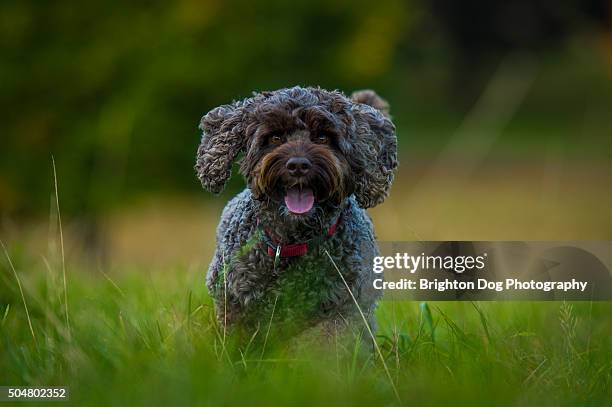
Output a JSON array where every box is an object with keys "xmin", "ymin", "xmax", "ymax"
[{"xmin": 260, "ymin": 215, "xmax": 341, "ymax": 258}]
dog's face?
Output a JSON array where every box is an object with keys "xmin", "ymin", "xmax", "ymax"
[
  {"xmin": 195, "ymin": 86, "xmax": 397, "ymax": 213},
  {"xmin": 244, "ymin": 117, "xmax": 353, "ymax": 215}
]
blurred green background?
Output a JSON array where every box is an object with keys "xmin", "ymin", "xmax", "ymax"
[{"xmin": 1, "ymin": 0, "xmax": 612, "ymax": 266}]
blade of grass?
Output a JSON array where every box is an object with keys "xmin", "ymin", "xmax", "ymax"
[
  {"xmin": 348, "ymin": 331, "xmax": 363, "ymax": 384},
  {"xmin": 187, "ymin": 290, "xmax": 192, "ymax": 329},
  {"xmin": 156, "ymin": 320, "xmax": 165, "ymax": 344},
  {"xmin": 221, "ymin": 250, "xmax": 228, "ymax": 353},
  {"xmin": 210, "ymin": 309, "xmax": 234, "ymax": 366},
  {"xmin": 1, "ymin": 303, "xmax": 10, "ymax": 327},
  {"xmin": 585, "ymin": 299, "xmax": 593, "ymax": 358},
  {"xmin": 324, "ymin": 249, "xmax": 402, "ymax": 404},
  {"xmin": 471, "ymin": 302, "xmax": 492, "ymax": 345},
  {"xmin": 434, "ymin": 305, "xmax": 472, "ymax": 347},
  {"xmin": 163, "ymin": 304, "xmax": 206, "ymax": 342},
  {"xmin": 402, "ymin": 322, "xmax": 422, "ymax": 362},
  {"xmin": 238, "ymin": 349, "xmax": 248, "ymax": 371},
  {"xmin": 118, "ymin": 311, "xmax": 128, "ymax": 339},
  {"xmin": 334, "ymin": 320, "xmax": 340, "ymax": 377},
  {"xmin": 208, "ymin": 250, "xmax": 233, "ymax": 366},
  {"xmin": 52, "ymin": 156, "xmax": 70, "ymax": 338},
  {"xmin": 420, "ymin": 302, "xmax": 435, "ymax": 344},
  {"xmin": 99, "ymin": 269, "xmax": 126, "ymax": 298},
  {"xmin": 240, "ymin": 358, "xmax": 307, "ymax": 364},
  {"xmin": 41, "ymin": 255, "xmax": 63, "ymax": 307},
  {"xmin": 130, "ymin": 319, "xmax": 152, "ymax": 349},
  {"xmin": 523, "ymin": 358, "xmax": 547, "ymax": 385},
  {"xmin": 1, "ymin": 240, "xmax": 38, "ymax": 351},
  {"xmin": 240, "ymin": 327, "xmax": 261, "ymax": 372},
  {"xmin": 259, "ymin": 294, "xmax": 278, "ymax": 362},
  {"xmin": 9, "ymin": 256, "xmax": 72, "ymax": 341}
]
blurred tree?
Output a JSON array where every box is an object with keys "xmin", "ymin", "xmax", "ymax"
[
  {"xmin": 428, "ymin": 0, "xmax": 611, "ymax": 105},
  {"xmin": 0, "ymin": 0, "xmax": 414, "ymax": 217},
  {"xmin": 0, "ymin": 0, "xmax": 610, "ymax": 220}
]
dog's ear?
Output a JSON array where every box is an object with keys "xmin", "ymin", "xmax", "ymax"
[
  {"xmin": 195, "ymin": 101, "xmax": 247, "ymax": 194},
  {"xmin": 349, "ymin": 90, "xmax": 398, "ymax": 208},
  {"xmin": 351, "ymin": 90, "xmax": 390, "ymax": 118}
]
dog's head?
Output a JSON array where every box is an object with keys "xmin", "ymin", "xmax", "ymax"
[{"xmin": 195, "ymin": 86, "xmax": 397, "ymax": 215}]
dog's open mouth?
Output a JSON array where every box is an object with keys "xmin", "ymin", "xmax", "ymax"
[{"xmin": 284, "ymin": 186, "xmax": 314, "ymax": 214}]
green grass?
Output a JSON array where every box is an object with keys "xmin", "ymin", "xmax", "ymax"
[{"xmin": 1, "ymin": 248, "xmax": 610, "ymax": 407}]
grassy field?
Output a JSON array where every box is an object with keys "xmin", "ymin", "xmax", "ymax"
[
  {"xmin": 1, "ymin": 159, "xmax": 611, "ymax": 406},
  {"xmin": 1, "ymin": 248, "xmax": 610, "ymax": 406}
]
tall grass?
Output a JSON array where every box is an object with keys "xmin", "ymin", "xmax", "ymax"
[
  {"xmin": 52, "ymin": 156, "xmax": 70, "ymax": 339},
  {"xmin": 0, "ymin": 248, "xmax": 610, "ymax": 406}
]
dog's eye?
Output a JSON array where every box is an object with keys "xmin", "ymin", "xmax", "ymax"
[
  {"xmin": 314, "ymin": 133, "xmax": 329, "ymax": 144},
  {"xmin": 269, "ymin": 134, "xmax": 284, "ymax": 145}
]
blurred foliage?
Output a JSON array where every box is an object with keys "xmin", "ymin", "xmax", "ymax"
[{"xmin": 1, "ymin": 0, "xmax": 611, "ymax": 217}]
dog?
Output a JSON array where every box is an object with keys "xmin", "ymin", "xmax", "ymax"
[{"xmin": 195, "ymin": 86, "xmax": 397, "ymax": 337}]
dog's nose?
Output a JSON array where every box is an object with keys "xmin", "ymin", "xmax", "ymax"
[{"xmin": 286, "ymin": 157, "xmax": 312, "ymax": 177}]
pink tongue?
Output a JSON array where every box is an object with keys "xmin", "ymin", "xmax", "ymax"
[{"xmin": 284, "ymin": 187, "xmax": 314, "ymax": 214}]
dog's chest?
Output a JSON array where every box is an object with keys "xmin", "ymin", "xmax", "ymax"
[{"xmin": 251, "ymin": 244, "xmax": 347, "ymax": 324}]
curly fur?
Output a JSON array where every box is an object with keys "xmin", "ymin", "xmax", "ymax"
[{"xmin": 195, "ymin": 86, "xmax": 397, "ymax": 335}]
